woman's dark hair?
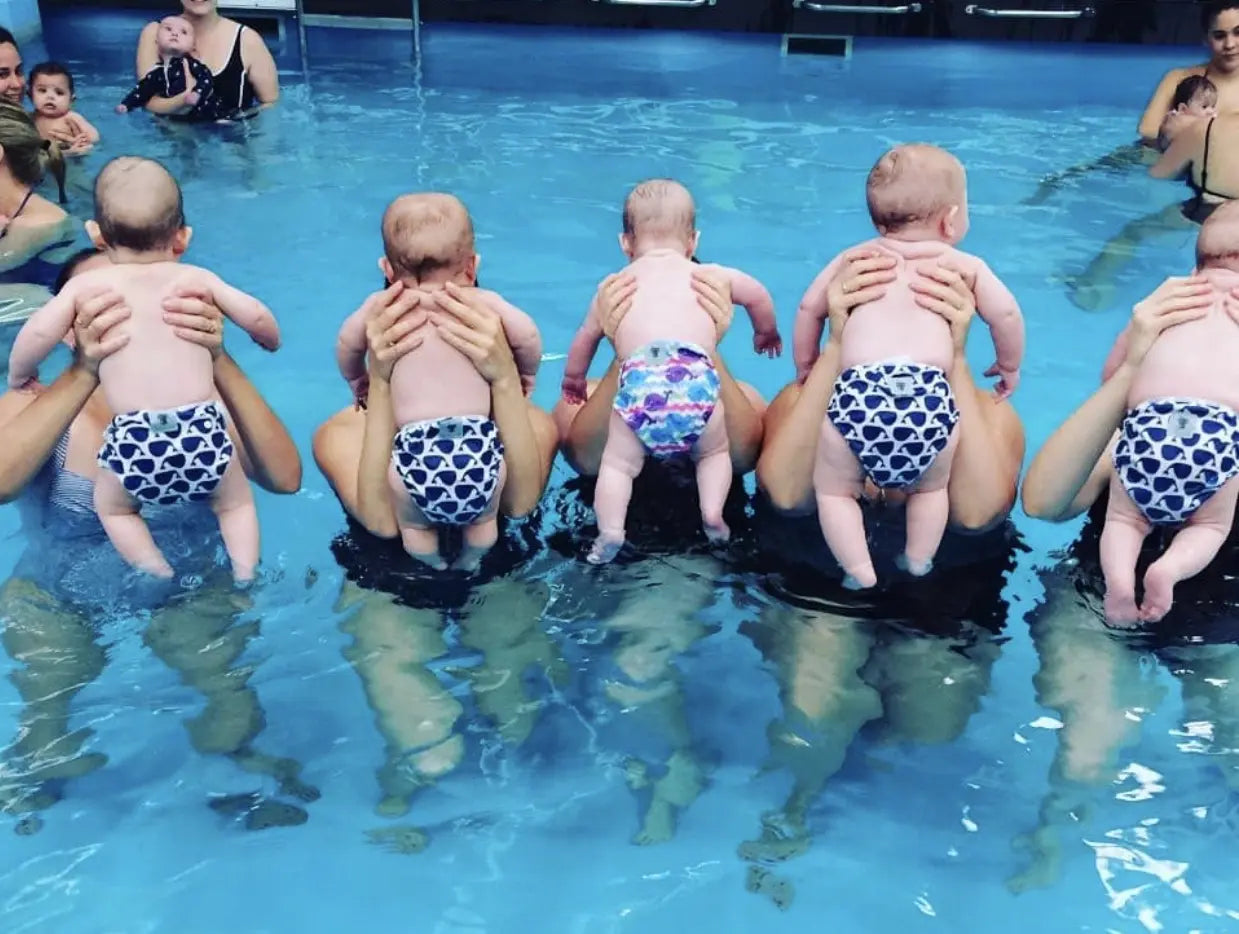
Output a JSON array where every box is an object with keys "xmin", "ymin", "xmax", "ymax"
[
  {"xmin": 1203, "ymin": 1, "xmax": 1239, "ymax": 30},
  {"xmin": 0, "ymin": 101, "xmax": 65, "ymax": 203},
  {"xmin": 53, "ymin": 247, "xmax": 104, "ymax": 294},
  {"xmin": 0, "ymin": 28, "xmax": 17, "ymax": 50},
  {"xmin": 28, "ymin": 62, "xmax": 74, "ymax": 95}
]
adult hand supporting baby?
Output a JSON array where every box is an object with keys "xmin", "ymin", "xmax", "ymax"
[
  {"xmin": 363, "ymin": 280, "xmax": 427, "ymax": 387},
  {"xmin": 71, "ymin": 286, "xmax": 131, "ymax": 377},
  {"xmin": 1126, "ymin": 275, "xmax": 1213, "ymax": 369},
  {"xmin": 163, "ymin": 286, "xmax": 225, "ymax": 358},
  {"xmin": 689, "ymin": 266, "xmax": 734, "ymax": 339},
  {"xmin": 430, "ymin": 281, "xmax": 519, "ymax": 388},
  {"xmin": 597, "ymin": 272, "xmax": 638, "ymax": 341},
  {"xmin": 595, "ymin": 268, "xmax": 736, "ymax": 343}
]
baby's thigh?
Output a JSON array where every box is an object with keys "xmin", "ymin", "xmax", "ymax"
[
  {"xmin": 601, "ymin": 412, "xmax": 648, "ymax": 474},
  {"xmin": 814, "ymin": 418, "xmax": 864, "ymax": 497},
  {"xmin": 910, "ymin": 423, "xmax": 961, "ymax": 494},
  {"xmin": 694, "ymin": 401, "xmax": 729, "ymax": 458},
  {"xmin": 1188, "ymin": 474, "xmax": 1239, "ymax": 531}
]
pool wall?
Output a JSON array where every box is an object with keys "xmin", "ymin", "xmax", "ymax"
[
  {"xmin": 39, "ymin": 0, "xmax": 1205, "ymax": 45},
  {"xmin": 0, "ymin": 0, "xmax": 41, "ymax": 43}
]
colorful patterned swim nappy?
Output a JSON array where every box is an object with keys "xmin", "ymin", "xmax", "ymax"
[
  {"xmin": 1114, "ymin": 398, "xmax": 1239, "ymax": 525},
  {"xmin": 826, "ymin": 360, "xmax": 959, "ymax": 489},
  {"xmin": 391, "ymin": 415, "xmax": 505, "ymax": 525},
  {"xmin": 614, "ymin": 340, "xmax": 721, "ymax": 457},
  {"xmin": 98, "ymin": 400, "xmax": 234, "ymax": 505}
]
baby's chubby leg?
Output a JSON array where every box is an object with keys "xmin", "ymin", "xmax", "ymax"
[
  {"xmin": 94, "ymin": 471, "xmax": 173, "ymax": 578},
  {"xmin": 211, "ymin": 458, "xmax": 260, "ymax": 583},
  {"xmin": 457, "ymin": 462, "xmax": 508, "ymax": 574},
  {"xmin": 387, "ymin": 462, "xmax": 445, "ymax": 570},
  {"xmin": 590, "ymin": 413, "xmax": 646, "ymax": 565},
  {"xmin": 814, "ymin": 419, "xmax": 875, "ymax": 589},
  {"xmin": 901, "ymin": 424, "xmax": 960, "ymax": 577},
  {"xmin": 1141, "ymin": 476, "xmax": 1239, "ymax": 623},
  {"xmin": 1099, "ymin": 474, "xmax": 1151, "ymax": 628},
  {"xmin": 693, "ymin": 403, "xmax": 731, "ymax": 544}
]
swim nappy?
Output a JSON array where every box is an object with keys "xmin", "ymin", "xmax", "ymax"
[
  {"xmin": 391, "ymin": 415, "xmax": 505, "ymax": 525},
  {"xmin": 1114, "ymin": 398, "xmax": 1239, "ymax": 525},
  {"xmin": 614, "ymin": 340, "xmax": 721, "ymax": 457},
  {"xmin": 97, "ymin": 400, "xmax": 234, "ymax": 505},
  {"xmin": 826, "ymin": 360, "xmax": 959, "ymax": 489}
]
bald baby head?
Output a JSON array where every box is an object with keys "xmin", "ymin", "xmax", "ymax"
[
  {"xmin": 93, "ymin": 156, "xmax": 186, "ymax": 253},
  {"xmin": 866, "ymin": 144, "xmax": 967, "ymax": 236},
  {"xmin": 622, "ymin": 178, "xmax": 696, "ymax": 245},
  {"xmin": 381, "ymin": 192, "xmax": 476, "ymax": 284},
  {"xmin": 1197, "ymin": 202, "xmax": 1239, "ymax": 272}
]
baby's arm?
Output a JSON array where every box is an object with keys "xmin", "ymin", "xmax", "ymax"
[
  {"xmin": 561, "ymin": 293, "xmax": 605, "ymax": 404},
  {"xmin": 792, "ymin": 254, "xmax": 844, "ymax": 380},
  {"xmin": 335, "ymin": 306, "xmax": 370, "ymax": 401},
  {"xmin": 117, "ymin": 69, "xmax": 161, "ymax": 113},
  {"xmin": 484, "ymin": 292, "xmax": 542, "ymax": 395},
  {"xmin": 187, "ymin": 58, "xmax": 214, "ymax": 106},
  {"xmin": 188, "ymin": 270, "xmax": 280, "ymax": 351},
  {"xmin": 708, "ymin": 265, "xmax": 781, "ymax": 357},
  {"xmin": 1100, "ymin": 325, "xmax": 1130, "ymax": 384},
  {"xmin": 7, "ymin": 287, "xmax": 78, "ymax": 388},
  {"xmin": 66, "ymin": 111, "xmax": 100, "ymax": 143},
  {"xmin": 1149, "ymin": 122, "xmax": 1201, "ymax": 179},
  {"xmin": 971, "ymin": 260, "xmax": 1025, "ymax": 397}
]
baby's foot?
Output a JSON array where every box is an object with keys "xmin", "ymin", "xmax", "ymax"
[
  {"xmin": 137, "ymin": 556, "xmax": 175, "ymax": 579},
  {"xmin": 842, "ymin": 567, "xmax": 877, "ymax": 590},
  {"xmin": 588, "ymin": 533, "xmax": 624, "ymax": 565},
  {"xmin": 1103, "ymin": 589, "xmax": 1141, "ymax": 629},
  {"xmin": 703, "ymin": 518, "xmax": 730, "ymax": 544},
  {"xmin": 1139, "ymin": 564, "xmax": 1177, "ymax": 623},
  {"xmin": 408, "ymin": 551, "xmax": 447, "ymax": 572},
  {"xmin": 452, "ymin": 544, "xmax": 488, "ymax": 574},
  {"xmin": 897, "ymin": 553, "xmax": 933, "ymax": 577}
]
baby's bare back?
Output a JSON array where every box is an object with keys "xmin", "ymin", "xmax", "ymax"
[
  {"xmin": 1132, "ymin": 268, "xmax": 1239, "ymax": 410},
  {"xmin": 612, "ymin": 252, "xmax": 718, "ymax": 358},
  {"xmin": 390, "ymin": 328, "xmax": 491, "ymax": 426},
  {"xmin": 94, "ymin": 263, "xmax": 217, "ymax": 414},
  {"xmin": 839, "ymin": 238, "xmax": 965, "ymax": 372}
]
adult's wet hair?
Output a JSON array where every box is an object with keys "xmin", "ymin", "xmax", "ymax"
[
  {"xmin": 0, "ymin": 28, "xmax": 16, "ymax": 51},
  {"xmin": 53, "ymin": 247, "xmax": 104, "ymax": 294},
  {"xmin": 1203, "ymin": 1, "xmax": 1239, "ymax": 30},
  {"xmin": 0, "ymin": 101, "xmax": 65, "ymax": 204}
]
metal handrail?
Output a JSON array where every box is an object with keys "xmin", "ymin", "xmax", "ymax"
[
  {"xmin": 594, "ymin": 0, "xmax": 716, "ymax": 7},
  {"xmin": 964, "ymin": 4, "xmax": 1093, "ymax": 17},
  {"xmin": 793, "ymin": 1, "xmax": 922, "ymax": 11}
]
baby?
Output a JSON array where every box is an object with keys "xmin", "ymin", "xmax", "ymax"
[
  {"xmin": 1098, "ymin": 202, "xmax": 1239, "ymax": 627},
  {"xmin": 335, "ymin": 193, "xmax": 542, "ymax": 572},
  {"xmin": 117, "ymin": 15, "xmax": 213, "ymax": 117},
  {"xmin": 1158, "ymin": 74, "xmax": 1218, "ymax": 150},
  {"xmin": 793, "ymin": 144, "xmax": 1024, "ymax": 588},
  {"xmin": 561, "ymin": 178, "xmax": 782, "ymax": 564},
  {"xmin": 28, "ymin": 63, "xmax": 98, "ymax": 153},
  {"xmin": 7, "ymin": 156, "xmax": 280, "ymax": 581}
]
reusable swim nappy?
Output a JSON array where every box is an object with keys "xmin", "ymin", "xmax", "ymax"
[
  {"xmin": 98, "ymin": 400, "xmax": 234, "ymax": 505},
  {"xmin": 391, "ymin": 415, "xmax": 505, "ymax": 525},
  {"xmin": 1114, "ymin": 398, "xmax": 1239, "ymax": 525},
  {"xmin": 826, "ymin": 360, "xmax": 959, "ymax": 489},
  {"xmin": 614, "ymin": 340, "xmax": 721, "ymax": 457}
]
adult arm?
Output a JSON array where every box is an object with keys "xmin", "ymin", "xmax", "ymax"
[
  {"xmin": 0, "ymin": 289, "xmax": 131, "ymax": 502},
  {"xmin": 241, "ymin": 27, "xmax": 280, "ymax": 106},
  {"xmin": 1138, "ymin": 67, "xmax": 1191, "ymax": 145},
  {"xmin": 1021, "ymin": 275, "xmax": 1213, "ymax": 522},
  {"xmin": 757, "ymin": 250, "xmax": 896, "ymax": 510},
  {"xmin": 135, "ymin": 22, "xmax": 160, "ymax": 77},
  {"xmin": 1149, "ymin": 121, "xmax": 1202, "ymax": 179},
  {"xmin": 164, "ymin": 287, "xmax": 299, "ymax": 494}
]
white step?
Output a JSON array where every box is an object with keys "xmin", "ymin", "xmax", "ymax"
[{"xmin": 219, "ymin": 0, "xmax": 297, "ymax": 12}]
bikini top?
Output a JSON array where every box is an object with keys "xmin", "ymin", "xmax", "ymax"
[{"xmin": 1187, "ymin": 118, "xmax": 1236, "ymax": 202}]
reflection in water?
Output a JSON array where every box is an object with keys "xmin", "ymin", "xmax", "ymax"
[
  {"xmin": 0, "ymin": 572, "xmax": 318, "ymax": 834},
  {"xmin": 737, "ymin": 601, "xmax": 1003, "ymax": 909},
  {"xmin": 337, "ymin": 575, "xmax": 566, "ymax": 854},
  {"xmin": 1012, "ymin": 580, "xmax": 1239, "ymax": 922}
]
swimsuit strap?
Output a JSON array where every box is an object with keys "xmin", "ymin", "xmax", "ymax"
[
  {"xmin": 0, "ymin": 188, "xmax": 35, "ymax": 241},
  {"xmin": 1201, "ymin": 117, "xmax": 1216, "ymax": 194}
]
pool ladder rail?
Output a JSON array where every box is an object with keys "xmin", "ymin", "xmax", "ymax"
[{"xmin": 786, "ymin": 1, "xmax": 1094, "ymax": 17}]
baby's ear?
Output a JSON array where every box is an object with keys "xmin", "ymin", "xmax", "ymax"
[
  {"xmin": 84, "ymin": 219, "xmax": 106, "ymax": 249},
  {"xmin": 174, "ymin": 225, "xmax": 193, "ymax": 255}
]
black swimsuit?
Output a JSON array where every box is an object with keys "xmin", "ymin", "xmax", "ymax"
[
  {"xmin": 1184, "ymin": 118, "xmax": 1233, "ymax": 223},
  {"xmin": 169, "ymin": 25, "xmax": 259, "ymax": 123}
]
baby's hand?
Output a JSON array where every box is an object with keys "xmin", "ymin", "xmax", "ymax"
[
  {"xmin": 754, "ymin": 328, "xmax": 783, "ymax": 358},
  {"xmin": 561, "ymin": 374, "xmax": 588, "ymax": 405},
  {"xmin": 984, "ymin": 363, "xmax": 1019, "ymax": 398},
  {"xmin": 185, "ymin": 89, "xmax": 201, "ymax": 107},
  {"xmin": 348, "ymin": 374, "xmax": 370, "ymax": 410},
  {"xmin": 115, "ymin": 104, "xmax": 129, "ymax": 114},
  {"xmin": 520, "ymin": 372, "xmax": 536, "ymax": 397}
]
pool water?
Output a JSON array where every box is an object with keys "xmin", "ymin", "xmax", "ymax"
[{"xmin": 0, "ymin": 11, "xmax": 1234, "ymax": 932}]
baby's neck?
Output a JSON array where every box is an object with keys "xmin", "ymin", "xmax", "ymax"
[
  {"xmin": 159, "ymin": 46, "xmax": 189, "ymax": 61},
  {"xmin": 105, "ymin": 246, "xmax": 180, "ymax": 265},
  {"xmin": 632, "ymin": 239, "xmax": 689, "ymax": 260},
  {"xmin": 879, "ymin": 223, "xmax": 947, "ymax": 244}
]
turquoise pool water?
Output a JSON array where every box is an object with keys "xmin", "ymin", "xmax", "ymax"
[{"xmin": 0, "ymin": 12, "xmax": 1233, "ymax": 932}]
